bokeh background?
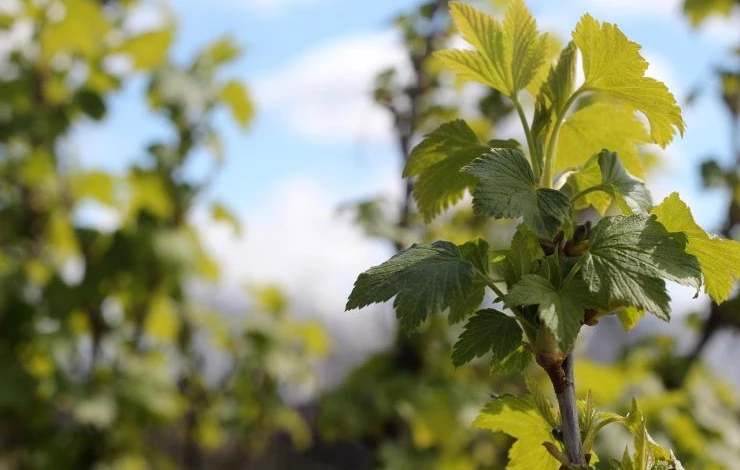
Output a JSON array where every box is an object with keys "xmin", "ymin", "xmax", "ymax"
[{"xmin": 0, "ymin": 0, "xmax": 739, "ymax": 468}]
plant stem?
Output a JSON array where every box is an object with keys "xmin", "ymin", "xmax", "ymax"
[
  {"xmin": 512, "ymin": 95, "xmax": 540, "ymax": 180},
  {"xmin": 543, "ymin": 87, "xmax": 587, "ymax": 189},
  {"xmin": 555, "ymin": 354, "xmax": 585, "ymax": 465}
]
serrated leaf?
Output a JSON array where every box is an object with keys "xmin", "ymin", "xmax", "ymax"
[
  {"xmin": 404, "ymin": 120, "xmax": 489, "ymax": 221},
  {"xmin": 582, "ymin": 214, "xmax": 701, "ymax": 320},
  {"xmin": 597, "ymin": 150, "xmax": 652, "ymax": 214},
  {"xmin": 556, "ymin": 103, "xmax": 650, "ymax": 175},
  {"xmin": 450, "ymin": 238, "xmax": 490, "ymax": 323},
  {"xmin": 652, "ymin": 192, "xmax": 740, "ymax": 303},
  {"xmin": 506, "ymin": 274, "xmax": 597, "ymax": 350},
  {"xmin": 220, "ymin": 81, "xmax": 253, "ymax": 129},
  {"xmin": 474, "ymin": 395, "xmax": 560, "ymax": 470},
  {"xmin": 542, "ymin": 42, "xmax": 577, "ymax": 116},
  {"xmin": 573, "ymin": 15, "xmax": 684, "ymax": 147},
  {"xmin": 437, "ymin": 1, "xmax": 548, "ymax": 96},
  {"xmin": 452, "ymin": 309, "xmax": 522, "ymax": 366},
  {"xmin": 464, "ymin": 148, "xmax": 571, "ymax": 238},
  {"xmin": 503, "ymin": 224, "xmax": 546, "ymax": 285},
  {"xmin": 490, "ymin": 344, "xmax": 533, "ymax": 376},
  {"xmin": 564, "ymin": 155, "xmax": 612, "ymax": 215},
  {"xmin": 346, "ymin": 241, "xmax": 478, "ymax": 330}
]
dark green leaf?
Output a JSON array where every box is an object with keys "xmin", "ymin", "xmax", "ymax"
[
  {"xmin": 502, "ymin": 224, "xmax": 545, "ymax": 285},
  {"xmin": 452, "ymin": 309, "xmax": 522, "ymax": 367},
  {"xmin": 597, "ymin": 150, "xmax": 652, "ymax": 213},
  {"xmin": 506, "ymin": 274, "xmax": 598, "ymax": 350},
  {"xmin": 464, "ymin": 148, "xmax": 571, "ymax": 237},
  {"xmin": 450, "ymin": 238, "xmax": 490, "ymax": 324},
  {"xmin": 346, "ymin": 241, "xmax": 477, "ymax": 330},
  {"xmin": 403, "ymin": 120, "xmax": 489, "ymax": 221},
  {"xmin": 582, "ymin": 214, "xmax": 702, "ymax": 320},
  {"xmin": 490, "ymin": 344, "xmax": 533, "ymax": 376}
]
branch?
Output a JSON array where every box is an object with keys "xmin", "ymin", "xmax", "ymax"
[{"xmin": 540, "ymin": 352, "xmax": 585, "ymax": 465}]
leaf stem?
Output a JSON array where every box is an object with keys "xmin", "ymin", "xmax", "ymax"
[
  {"xmin": 474, "ymin": 269, "xmax": 537, "ymax": 341},
  {"xmin": 512, "ymin": 95, "xmax": 541, "ymax": 181},
  {"xmin": 562, "ymin": 255, "xmax": 586, "ymax": 286},
  {"xmin": 543, "ymin": 86, "xmax": 587, "ymax": 189},
  {"xmin": 570, "ymin": 184, "xmax": 604, "ymax": 204}
]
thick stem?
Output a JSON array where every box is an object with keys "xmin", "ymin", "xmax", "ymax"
[
  {"xmin": 540, "ymin": 352, "xmax": 584, "ymax": 465},
  {"xmin": 556, "ymin": 354, "xmax": 585, "ymax": 465}
]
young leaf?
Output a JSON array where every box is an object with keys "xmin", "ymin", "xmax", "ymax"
[
  {"xmin": 573, "ymin": 15, "xmax": 685, "ymax": 146},
  {"xmin": 541, "ymin": 41, "xmax": 578, "ymax": 118},
  {"xmin": 582, "ymin": 214, "xmax": 702, "ymax": 320},
  {"xmin": 617, "ymin": 306, "xmax": 646, "ymax": 331},
  {"xmin": 450, "ymin": 238, "xmax": 491, "ymax": 323},
  {"xmin": 506, "ymin": 275, "xmax": 598, "ymax": 350},
  {"xmin": 451, "ymin": 309, "xmax": 522, "ymax": 366},
  {"xmin": 346, "ymin": 241, "xmax": 478, "ymax": 330},
  {"xmin": 435, "ymin": 1, "xmax": 548, "ymax": 96},
  {"xmin": 502, "ymin": 224, "xmax": 545, "ymax": 285},
  {"xmin": 652, "ymin": 192, "xmax": 740, "ymax": 303},
  {"xmin": 474, "ymin": 395, "xmax": 560, "ymax": 470},
  {"xmin": 464, "ymin": 148, "xmax": 571, "ymax": 238},
  {"xmin": 403, "ymin": 120, "xmax": 489, "ymax": 221},
  {"xmin": 564, "ymin": 155, "xmax": 612, "ymax": 215},
  {"xmin": 597, "ymin": 150, "xmax": 652, "ymax": 214},
  {"xmin": 490, "ymin": 344, "xmax": 533, "ymax": 376},
  {"xmin": 556, "ymin": 103, "xmax": 650, "ymax": 175}
]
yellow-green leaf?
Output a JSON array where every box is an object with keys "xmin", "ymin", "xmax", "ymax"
[
  {"xmin": 41, "ymin": 0, "xmax": 110, "ymax": 61},
  {"xmin": 652, "ymin": 192, "xmax": 740, "ymax": 303},
  {"xmin": 473, "ymin": 395, "xmax": 559, "ymax": 470},
  {"xmin": 116, "ymin": 29, "xmax": 173, "ymax": 70},
  {"xmin": 437, "ymin": 1, "xmax": 548, "ymax": 96},
  {"xmin": 573, "ymin": 15, "xmax": 684, "ymax": 147},
  {"xmin": 556, "ymin": 102, "xmax": 650, "ymax": 176},
  {"xmin": 211, "ymin": 202, "xmax": 242, "ymax": 236},
  {"xmin": 69, "ymin": 171, "xmax": 116, "ymax": 206},
  {"xmin": 220, "ymin": 81, "xmax": 253, "ymax": 129}
]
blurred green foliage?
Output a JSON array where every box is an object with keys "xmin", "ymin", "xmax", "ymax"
[{"xmin": 0, "ymin": 1, "xmax": 326, "ymax": 468}]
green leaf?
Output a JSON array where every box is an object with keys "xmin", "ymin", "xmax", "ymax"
[
  {"xmin": 464, "ymin": 148, "xmax": 571, "ymax": 238},
  {"xmin": 573, "ymin": 15, "xmax": 685, "ymax": 147},
  {"xmin": 69, "ymin": 171, "xmax": 115, "ymax": 206},
  {"xmin": 684, "ymin": 0, "xmax": 736, "ymax": 26},
  {"xmin": 506, "ymin": 274, "xmax": 597, "ymax": 350},
  {"xmin": 541, "ymin": 41, "xmax": 578, "ymax": 117},
  {"xmin": 220, "ymin": 81, "xmax": 253, "ymax": 129},
  {"xmin": 436, "ymin": 1, "xmax": 548, "ymax": 96},
  {"xmin": 211, "ymin": 202, "xmax": 242, "ymax": 236},
  {"xmin": 564, "ymin": 155, "xmax": 612, "ymax": 215},
  {"xmin": 452, "ymin": 309, "xmax": 522, "ymax": 367},
  {"xmin": 556, "ymin": 103, "xmax": 651, "ymax": 175},
  {"xmin": 199, "ymin": 36, "xmax": 242, "ymax": 66},
  {"xmin": 450, "ymin": 238, "xmax": 490, "ymax": 323},
  {"xmin": 41, "ymin": 0, "xmax": 110, "ymax": 61},
  {"xmin": 502, "ymin": 224, "xmax": 545, "ymax": 285},
  {"xmin": 490, "ymin": 344, "xmax": 533, "ymax": 376},
  {"xmin": 597, "ymin": 150, "xmax": 652, "ymax": 214},
  {"xmin": 474, "ymin": 395, "xmax": 560, "ymax": 470},
  {"xmin": 582, "ymin": 214, "xmax": 702, "ymax": 320},
  {"xmin": 616, "ymin": 306, "xmax": 645, "ymax": 331},
  {"xmin": 116, "ymin": 29, "xmax": 173, "ymax": 70},
  {"xmin": 346, "ymin": 241, "xmax": 478, "ymax": 330},
  {"xmin": 652, "ymin": 192, "xmax": 740, "ymax": 303},
  {"xmin": 403, "ymin": 120, "xmax": 489, "ymax": 221}
]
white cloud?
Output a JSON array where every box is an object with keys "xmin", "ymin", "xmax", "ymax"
[{"xmin": 253, "ymin": 31, "xmax": 409, "ymax": 144}]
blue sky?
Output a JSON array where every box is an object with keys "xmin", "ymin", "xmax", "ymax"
[{"xmin": 68, "ymin": 0, "xmax": 740, "ymax": 368}]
